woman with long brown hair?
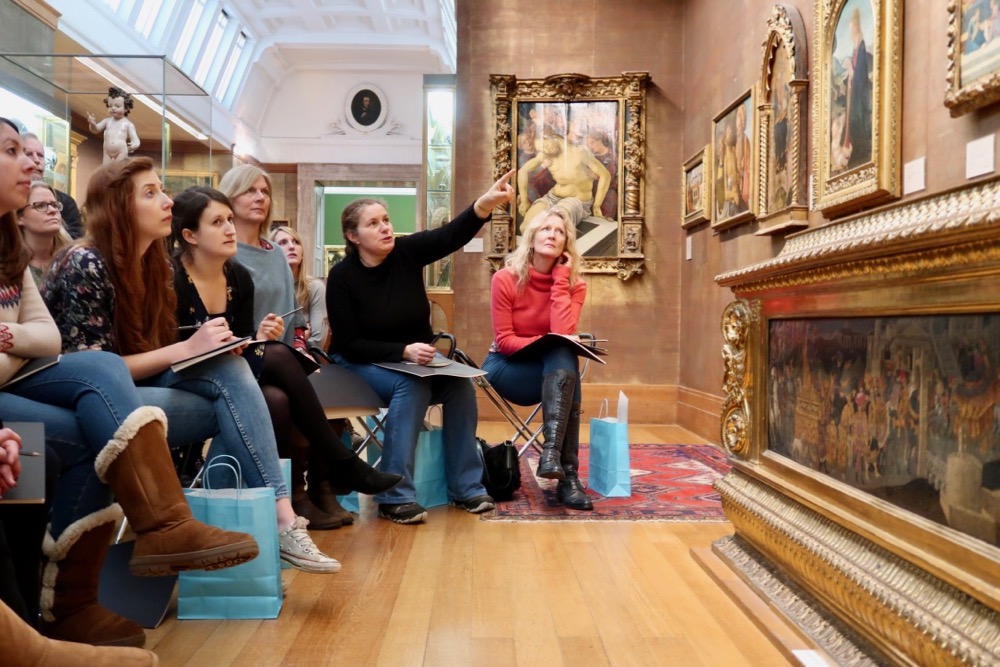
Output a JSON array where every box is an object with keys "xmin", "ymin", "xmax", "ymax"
[
  {"xmin": 42, "ymin": 157, "xmax": 340, "ymax": 574},
  {"xmin": 0, "ymin": 118, "xmax": 255, "ymax": 653}
]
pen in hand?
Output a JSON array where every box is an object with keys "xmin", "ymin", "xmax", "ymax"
[{"xmin": 276, "ymin": 306, "xmax": 303, "ymax": 320}]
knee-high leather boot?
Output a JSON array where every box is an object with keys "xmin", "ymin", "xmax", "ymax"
[
  {"xmin": 288, "ymin": 431, "xmax": 347, "ymax": 530},
  {"xmin": 40, "ymin": 505, "xmax": 146, "ymax": 647},
  {"xmin": 94, "ymin": 407, "xmax": 259, "ymax": 576},
  {"xmin": 3, "ymin": 595, "xmax": 157, "ymax": 666},
  {"xmin": 556, "ymin": 403, "xmax": 594, "ymax": 511},
  {"xmin": 537, "ymin": 370, "xmax": 576, "ymax": 480}
]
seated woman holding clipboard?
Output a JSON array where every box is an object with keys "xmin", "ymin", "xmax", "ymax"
[
  {"xmin": 0, "ymin": 119, "xmax": 256, "ymax": 651},
  {"xmin": 170, "ymin": 186, "xmax": 401, "ymax": 531},
  {"xmin": 481, "ymin": 203, "xmax": 594, "ymax": 511},
  {"xmin": 326, "ymin": 171, "xmax": 515, "ymax": 524},
  {"xmin": 41, "ymin": 158, "xmax": 345, "ymax": 575}
]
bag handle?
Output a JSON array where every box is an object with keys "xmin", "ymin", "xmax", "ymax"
[
  {"xmin": 597, "ymin": 398, "xmax": 610, "ymax": 419},
  {"xmin": 202, "ymin": 454, "xmax": 244, "ymax": 495}
]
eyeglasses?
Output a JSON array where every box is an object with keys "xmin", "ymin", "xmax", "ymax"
[{"xmin": 27, "ymin": 201, "xmax": 63, "ymax": 212}]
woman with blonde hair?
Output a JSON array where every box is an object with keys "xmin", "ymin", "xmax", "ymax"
[
  {"xmin": 481, "ymin": 202, "xmax": 592, "ymax": 510},
  {"xmin": 269, "ymin": 225, "xmax": 328, "ymax": 350},
  {"xmin": 16, "ymin": 182, "xmax": 72, "ymax": 285}
]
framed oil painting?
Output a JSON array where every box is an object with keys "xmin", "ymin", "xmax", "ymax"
[
  {"xmin": 756, "ymin": 3, "xmax": 810, "ymax": 235},
  {"xmin": 945, "ymin": 0, "xmax": 1000, "ymax": 116},
  {"xmin": 682, "ymin": 146, "xmax": 710, "ymax": 229},
  {"xmin": 711, "ymin": 88, "xmax": 757, "ymax": 231},
  {"xmin": 812, "ymin": 0, "xmax": 901, "ymax": 218},
  {"xmin": 489, "ymin": 72, "xmax": 649, "ymax": 280}
]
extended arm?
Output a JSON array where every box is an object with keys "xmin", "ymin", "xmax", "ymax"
[{"xmin": 126, "ymin": 120, "xmax": 140, "ymax": 153}]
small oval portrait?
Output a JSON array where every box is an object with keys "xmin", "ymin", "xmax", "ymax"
[{"xmin": 348, "ymin": 87, "xmax": 384, "ymax": 129}]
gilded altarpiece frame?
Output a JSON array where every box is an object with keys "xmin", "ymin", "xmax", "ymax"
[
  {"xmin": 488, "ymin": 72, "xmax": 649, "ymax": 280},
  {"xmin": 714, "ymin": 180, "xmax": 1000, "ymax": 665},
  {"xmin": 756, "ymin": 3, "xmax": 810, "ymax": 235},
  {"xmin": 812, "ymin": 0, "xmax": 902, "ymax": 218},
  {"xmin": 945, "ymin": 0, "xmax": 1000, "ymax": 117}
]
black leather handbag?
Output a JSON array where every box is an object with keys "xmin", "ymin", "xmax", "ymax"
[{"xmin": 478, "ymin": 438, "xmax": 521, "ymax": 501}]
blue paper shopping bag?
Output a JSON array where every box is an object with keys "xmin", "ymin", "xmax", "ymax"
[
  {"xmin": 365, "ymin": 412, "xmax": 449, "ymax": 508},
  {"xmin": 178, "ymin": 456, "xmax": 282, "ymax": 620},
  {"xmin": 588, "ymin": 392, "xmax": 631, "ymax": 497}
]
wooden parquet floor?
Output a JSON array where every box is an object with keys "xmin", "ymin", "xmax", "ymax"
[{"xmin": 144, "ymin": 424, "xmax": 795, "ymax": 666}]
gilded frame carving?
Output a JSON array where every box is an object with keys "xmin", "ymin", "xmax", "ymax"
[
  {"xmin": 681, "ymin": 146, "xmax": 710, "ymax": 229},
  {"xmin": 945, "ymin": 0, "xmax": 1000, "ymax": 117},
  {"xmin": 488, "ymin": 72, "xmax": 649, "ymax": 280},
  {"xmin": 812, "ymin": 0, "xmax": 901, "ymax": 218},
  {"xmin": 756, "ymin": 3, "xmax": 810, "ymax": 235},
  {"xmin": 715, "ymin": 179, "xmax": 1000, "ymax": 662},
  {"xmin": 711, "ymin": 87, "xmax": 757, "ymax": 231}
]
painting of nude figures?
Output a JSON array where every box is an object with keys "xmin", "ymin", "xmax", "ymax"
[
  {"xmin": 515, "ymin": 100, "xmax": 620, "ymax": 256},
  {"xmin": 768, "ymin": 315, "xmax": 1000, "ymax": 547}
]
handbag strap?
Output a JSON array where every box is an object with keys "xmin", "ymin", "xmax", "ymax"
[
  {"xmin": 202, "ymin": 454, "xmax": 244, "ymax": 494},
  {"xmin": 597, "ymin": 398, "xmax": 610, "ymax": 419}
]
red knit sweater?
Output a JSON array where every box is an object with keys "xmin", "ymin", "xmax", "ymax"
[{"xmin": 490, "ymin": 265, "xmax": 586, "ymax": 355}]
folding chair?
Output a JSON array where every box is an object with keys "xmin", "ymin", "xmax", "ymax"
[{"xmin": 439, "ymin": 332, "xmax": 603, "ymax": 458}]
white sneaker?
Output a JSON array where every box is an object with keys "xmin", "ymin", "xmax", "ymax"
[{"xmin": 278, "ymin": 516, "xmax": 341, "ymax": 573}]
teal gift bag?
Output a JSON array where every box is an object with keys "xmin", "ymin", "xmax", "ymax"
[
  {"xmin": 178, "ymin": 456, "xmax": 282, "ymax": 620},
  {"xmin": 366, "ymin": 413, "xmax": 448, "ymax": 508},
  {"xmin": 588, "ymin": 392, "xmax": 631, "ymax": 497}
]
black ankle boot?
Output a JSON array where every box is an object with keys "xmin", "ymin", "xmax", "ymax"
[
  {"xmin": 328, "ymin": 455, "xmax": 402, "ymax": 495},
  {"xmin": 557, "ymin": 476, "xmax": 593, "ymax": 510},
  {"xmin": 558, "ymin": 403, "xmax": 592, "ymax": 510},
  {"xmin": 536, "ymin": 370, "xmax": 576, "ymax": 480}
]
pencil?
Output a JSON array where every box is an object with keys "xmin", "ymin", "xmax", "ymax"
[
  {"xmin": 176, "ymin": 324, "xmax": 200, "ymax": 331},
  {"xmin": 22, "ymin": 451, "xmax": 42, "ymax": 457},
  {"xmin": 277, "ymin": 306, "xmax": 304, "ymax": 320}
]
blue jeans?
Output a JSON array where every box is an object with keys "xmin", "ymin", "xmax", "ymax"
[
  {"xmin": 139, "ymin": 354, "xmax": 287, "ymax": 498},
  {"xmin": 482, "ymin": 345, "xmax": 581, "ymax": 405},
  {"xmin": 1, "ymin": 352, "xmax": 148, "ymax": 538},
  {"xmin": 334, "ymin": 355, "xmax": 486, "ymax": 505}
]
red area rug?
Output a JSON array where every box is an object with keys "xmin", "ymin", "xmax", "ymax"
[{"xmin": 483, "ymin": 443, "xmax": 732, "ymax": 522}]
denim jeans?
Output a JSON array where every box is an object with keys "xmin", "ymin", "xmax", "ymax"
[
  {"xmin": 139, "ymin": 354, "xmax": 287, "ymax": 498},
  {"xmin": 1, "ymin": 351, "xmax": 145, "ymax": 538},
  {"xmin": 334, "ymin": 355, "xmax": 486, "ymax": 505},
  {"xmin": 482, "ymin": 345, "xmax": 581, "ymax": 405}
]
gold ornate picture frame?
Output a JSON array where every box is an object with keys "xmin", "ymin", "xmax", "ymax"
[
  {"xmin": 945, "ymin": 0, "xmax": 1000, "ymax": 117},
  {"xmin": 682, "ymin": 146, "xmax": 711, "ymax": 229},
  {"xmin": 711, "ymin": 87, "xmax": 757, "ymax": 231},
  {"xmin": 812, "ymin": 0, "xmax": 901, "ymax": 218},
  {"xmin": 756, "ymin": 3, "xmax": 810, "ymax": 235},
  {"xmin": 488, "ymin": 72, "xmax": 649, "ymax": 280}
]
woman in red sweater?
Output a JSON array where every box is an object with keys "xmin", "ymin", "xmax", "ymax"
[{"xmin": 481, "ymin": 204, "xmax": 592, "ymax": 510}]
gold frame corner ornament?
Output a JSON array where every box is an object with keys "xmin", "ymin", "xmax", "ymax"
[
  {"xmin": 945, "ymin": 0, "xmax": 1000, "ymax": 117},
  {"xmin": 720, "ymin": 299, "xmax": 760, "ymax": 460}
]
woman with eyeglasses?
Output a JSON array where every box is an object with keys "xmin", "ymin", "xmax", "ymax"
[{"xmin": 16, "ymin": 182, "xmax": 72, "ymax": 286}]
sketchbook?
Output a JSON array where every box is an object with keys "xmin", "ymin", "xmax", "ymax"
[
  {"xmin": 509, "ymin": 333, "xmax": 607, "ymax": 364},
  {"xmin": 170, "ymin": 337, "xmax": 252, "ymax": 373},
  {"xmin": 0, "ymin": 355, "xmax": 61, "ymax": 390},
  {"xmin": 374, "ymin": 354, "xmax": 487, "ymax": 378},
  {"xmin": 0, "ymin": 422, "xmax": 46, "ymax": 504}
]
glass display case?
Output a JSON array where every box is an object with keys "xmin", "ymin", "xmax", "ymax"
[
  {"xmin": 422, "ymin": 74, "xmax": 455, "ymax": 290},
  {"xmin": 0, "ymin": 53, "xmax": 226, "ymax": 200}
]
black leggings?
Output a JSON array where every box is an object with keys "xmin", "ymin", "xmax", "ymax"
[{"xmin": 257, "ymin": 344, "xmax": 352, "ymax": 463}]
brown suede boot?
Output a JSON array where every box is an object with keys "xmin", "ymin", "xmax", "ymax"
[
  {"xmin": 306, "ymin": 445, "xmax": 355, "ymax": 526},
  {"xmin": 3, "ymin": 597, "xmax": 157, "ymax": 666},
  {"xmin": 39, "ymin": 505, "xmax": 146, "ymax": 647},
  {"xmin": 94, "ymin": 407, "xmax": 259, "ymax": 576},
  {"xmin": 289, "ymin": 432, "xmax": 344, "ymax": 530}
]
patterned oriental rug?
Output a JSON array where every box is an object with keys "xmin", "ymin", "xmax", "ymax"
[{"xmin": 482, "ymin": 443, "xmax": 732, "ymax": 522}]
